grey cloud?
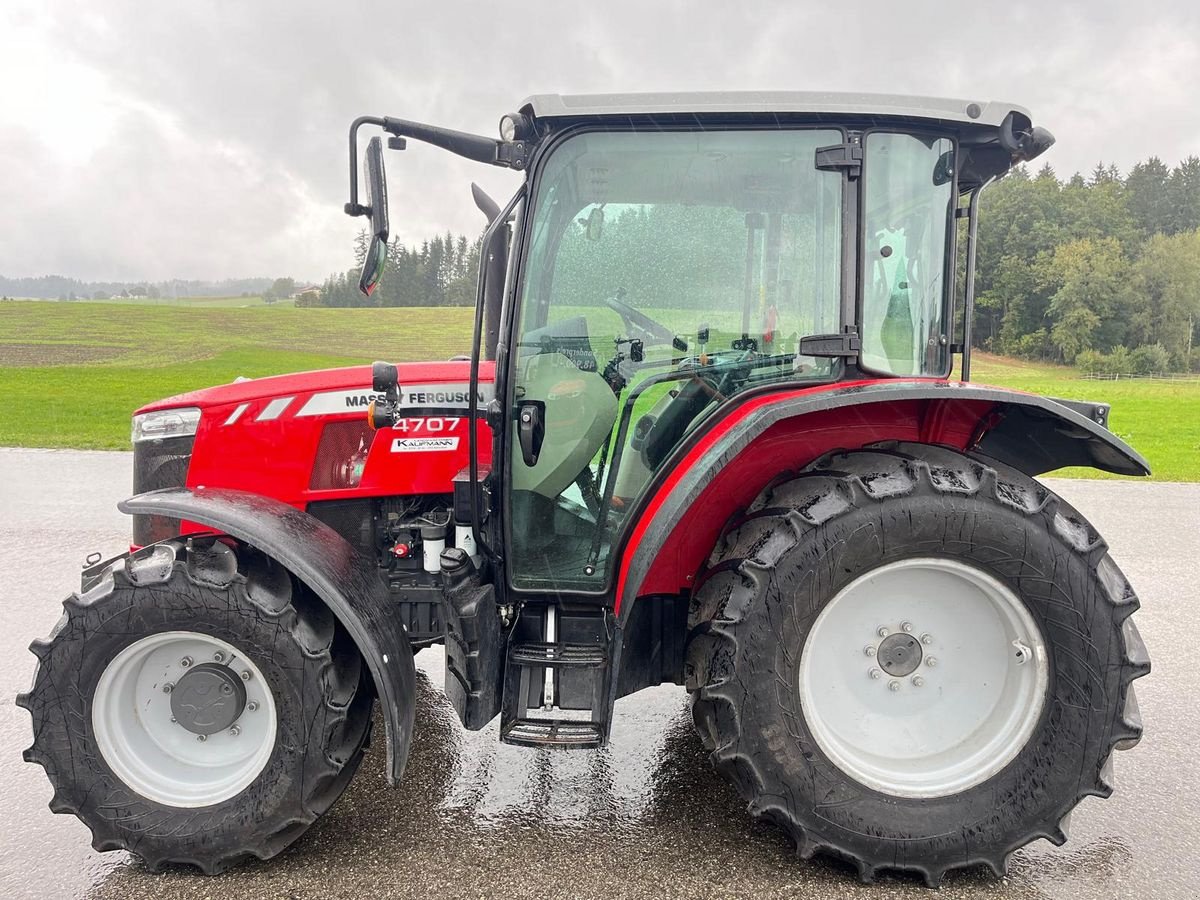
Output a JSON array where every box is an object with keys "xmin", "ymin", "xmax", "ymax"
[{"xmin": 4, "ymin": 0, "xmax": 1199, "ymax": 281}]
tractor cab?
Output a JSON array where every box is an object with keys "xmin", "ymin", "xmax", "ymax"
[{"xmin": 346, "ymin": 93, "xmax": 1054, "ymax": 598}]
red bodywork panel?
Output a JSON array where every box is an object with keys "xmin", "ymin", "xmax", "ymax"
[
  {"xmin": 614, "ymin": 381, "xmax": 994, "ymax": 612},
  {"xmin": 137, "ymin": 362, "xmax": 495, "ymax": 528},
  {"xmin": 144, "ymin": 366, "xmax": 1008, "ymax": 605}
]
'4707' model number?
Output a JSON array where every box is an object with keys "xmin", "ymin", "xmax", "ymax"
[{"xmin": 391, "ymin": 417, "xmax": 462, "ymax": 433}]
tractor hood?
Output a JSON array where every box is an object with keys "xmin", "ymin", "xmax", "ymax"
[
  {"xmin": 129, "ymin": 359, "xmax": 498, "ymax": 538},
  {"xmin": 136, "ymin": 360, "xmax": 496, "ymax": 416}
]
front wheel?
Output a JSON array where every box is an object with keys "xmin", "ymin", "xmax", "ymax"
[
  {"xmin": 19, "ymin": 538, "xmax": 379, "ymax": 873},
  {"xmin": 686, "ymin": 442, "xmax": 1149, "ymax": 885}
]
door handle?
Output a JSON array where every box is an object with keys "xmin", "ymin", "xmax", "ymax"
[{"xmin": 517, "ymin": 401, "xmax": 545, "ymax": 467}]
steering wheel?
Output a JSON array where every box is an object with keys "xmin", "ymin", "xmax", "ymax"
[
  {"xmin": 602, "ymin": 292, "xmax": 684, "ymax": 350},
  {"xmin": 640, "ymin": 363, "xmax": 738, "ymax": 470}
]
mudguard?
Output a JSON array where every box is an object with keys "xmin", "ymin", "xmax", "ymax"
[
  {"xmin": 118, "ymin": 487, "xmax": 416, "ymax": 785},
  {"xmin": 616, "ymin": 380, "xmax": 1149, "ymax": 619}
]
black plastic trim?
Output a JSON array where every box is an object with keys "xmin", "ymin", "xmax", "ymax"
[
  {"xmin": 118, "ymin": 487, "xmax": 417, "ymax": 785},
  {"xmin": 616, "ymin": 380, "xmax": 1149, "ymax": 622}
]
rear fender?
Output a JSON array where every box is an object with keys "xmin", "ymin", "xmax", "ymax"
[
  {"xmin": 118, "ymin": 487, "xmax": 416, "ymax": 785},
  {"xmin": 616, "ymin": 380, "xmax": 1149, "ymax": 620}
]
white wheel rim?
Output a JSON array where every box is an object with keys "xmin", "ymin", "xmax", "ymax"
[
  {"xmin": 92, "ymin": 631, "xmax": 277, "ymax": 807},
  {"xmin": 798, "ymin": 558, "xmax": 1048, "ymax": 798}
]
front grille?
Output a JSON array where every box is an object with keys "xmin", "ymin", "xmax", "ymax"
[{"xmin": 132, "ymin": 434, "xmax": 194, "ymax": 545}]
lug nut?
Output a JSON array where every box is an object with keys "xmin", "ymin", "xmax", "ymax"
[
  {"xmin": 162, "ymin": 682, "xmax": 174, "ymax": 694},
  {"xmin": 196, "ymin": 734, "xmax": 207, "ymax": 743},
  {"xmin": 213, "ymin": 651, "xmax": 225, "ymax": 663},
  {"xmin": 921, "ymin": 633, "xmax": 933, "ymax": 645},
  {"xmin": 926, "ymin": 656, "xmax": 938, "ymax": 667},
  {"xmin": 864, "ymin": 646, "xmax": 876, "ymax": 657},
  {"xmin": 247, "ymin": 700, "xmax": 259, "ymax": 712},
  {"xmin": 229, "ymin": 725, "xmax": 241, "ymax": 737},
  {"xmin": 888, "ymin": 681, "xmax": 900, "ymax": 692},
  {"xmin": 912, "ymin": 675, "xmax": 925, "ymax": 687},
  {"xmin": 170, "ymin": 716, "xmax": 177, "ymax": 723},
  {"xmin": 180, "ymin": 656, "xmax": 192, "ymax": 668},
  {"xmin": 240, "ymin": 670, "xmax": 251, "ymax": 681},
  {"xmin": 869, "ymin": 668, "xmax": 881, "ymax": 680},
  {"xmin": 901, "ymin": 622, "xmax": 913, "ymax": 633},
  {"xmin": 877, "ymin": 626, "xmax": 889, "ymax": 638}
]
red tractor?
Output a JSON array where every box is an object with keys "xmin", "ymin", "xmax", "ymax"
[{"xmin": 20, "ymin": 93, "xmax": 1150, "ymax": 885}]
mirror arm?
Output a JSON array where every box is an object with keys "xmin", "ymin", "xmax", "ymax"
[
  {"xmin": 380, "ymin": 117, "xmax": 528, "ymax": 170},
  {"xmin": 345, "ymin": 115, "xmax": 388, "ymax": 217},
  {"xmin": 345, "ymin": 115, "xmax": 529, "ymax": 220}
]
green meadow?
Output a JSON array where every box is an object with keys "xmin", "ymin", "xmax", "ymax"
[{"xmin": 0, "ymin": 300, "xmax": 1195, "ymax": 480}]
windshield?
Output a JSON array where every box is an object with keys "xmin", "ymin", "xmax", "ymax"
[{"xmin": 508, "ymin": 128, "xmax": 843, "ymax": 592}]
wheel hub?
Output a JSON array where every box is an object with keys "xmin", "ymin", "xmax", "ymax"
[
  {"xmin": 92, "ymin": 631, "xmax": 277, "ymax": 807},
  {"xmin": 170, "ymin": 663, "xmax": 247, "ymax": 735},
  {"xmin": 797, "ymin": 558, "xmax": 1049, "ymax": 798},
  {"xmin": 876, "ymin": 632, "xmax": 922, "ymax": 677}
]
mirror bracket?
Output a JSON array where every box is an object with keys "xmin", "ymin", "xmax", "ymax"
[
  {"xmin": 494, "ymin": 141, "xmax": 528, "ymax": 170},
  {"xmin": 798, "ymin": 328, "xmax": 862, "ymax": 359}
]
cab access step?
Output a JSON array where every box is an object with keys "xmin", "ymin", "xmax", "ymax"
[
  {"xmin": 437, "ymin": 548, "xmax": 613, "ymax": 748},
  {"xmin": 501, "ymin": 616, "xmax": 612, "ymax": 749}
]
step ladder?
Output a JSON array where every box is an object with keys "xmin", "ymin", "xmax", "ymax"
[{"xmin": 500, "ymin": 606, "xmax": 612, "ymax": 749}]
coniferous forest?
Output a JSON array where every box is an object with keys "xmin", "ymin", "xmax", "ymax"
[{"xmin": 310, "ymin": 155, "xmax": 1200, "ymax": 374}]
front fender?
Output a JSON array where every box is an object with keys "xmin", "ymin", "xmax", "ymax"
[
  {"xmin": 616, "ymin": 380, "xmax": 1149, "ymax": 619},
  {"xmin": 118, "ymin": 487, "xmax": 416, "ymax": 785}
]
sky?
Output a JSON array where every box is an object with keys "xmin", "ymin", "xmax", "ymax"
[{"xmin": 2, "ymin": 1, "xmax": 1198, "ymax": 283}]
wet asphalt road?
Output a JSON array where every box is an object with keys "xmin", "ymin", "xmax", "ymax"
[{"xmin": 1, "ymin": 448, "xmax": 1198, "ymax": 899}]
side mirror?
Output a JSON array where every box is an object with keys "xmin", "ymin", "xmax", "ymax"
[
  {"xmin": 998, "ymin": 111, "xmax": 1057, "ymax": 163},
  {"xmin": 358, "ymin": 136, "xmax": 389, "ymax": 296},
  {"xmin": 579, "ymin": 205, "xmax": 605, "ymax": 242},
  {"xmin": 932, "ymin": 149, "xmax": 955, "ymax": 186}
]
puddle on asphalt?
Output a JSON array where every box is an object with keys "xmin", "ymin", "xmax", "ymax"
[
  {"xmin": 3, "ymin": 646, "xmax": 1179, "ymax": 900},
  {"xmin": 3, "ymin": 455, "xmax": 1190, "ymax": 898}
]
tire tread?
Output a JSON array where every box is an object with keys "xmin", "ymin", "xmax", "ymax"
[
  {"xmin": 19, "ymin": 539, "xmax": 375, "ymax": 875},
  {"xmin": 687, "ymin": 441, "xmax": 1149, "ymax": 886}
]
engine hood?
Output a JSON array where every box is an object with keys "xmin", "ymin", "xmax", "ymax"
[{"xmin": 136, "ymin": 360, "xmax": 497, "ymax": 415}]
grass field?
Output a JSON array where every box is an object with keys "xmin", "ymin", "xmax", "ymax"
[
  {"xmin": 1, "ymin": 300, "xmax": 1196, "ymax": 480},
  {"xmin": 952, "ymin": 355, "xmax": 1200, "ymax": 482},
  {"xmin": 4, "ymin": 294, "xmax": 294, "ymax": 308}
]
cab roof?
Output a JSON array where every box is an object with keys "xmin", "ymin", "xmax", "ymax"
[{"xmin": 520, "ymin": 91, "xmax": 1030, "ymax": 130}]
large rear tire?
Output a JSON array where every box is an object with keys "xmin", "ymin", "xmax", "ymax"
[
  {"xmin": 18, "ymin": 538, "xmax": 381, "ymax": 873},
  {"xmin": 686, "ymin": 442, "xmax": 1149, "ymax": 885}
]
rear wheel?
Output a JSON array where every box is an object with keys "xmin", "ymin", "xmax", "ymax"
[
  {"xmin": 19, "ymin": 538, "xmax": 377, "ymax": 873},
  {"xmin": 686, "ymin": 442, "xmax": 1149, "ymax": 885}
]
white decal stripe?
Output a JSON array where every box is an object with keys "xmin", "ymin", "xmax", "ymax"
[
  {"xmin": 224, "ymin": 403, "xmax": 250, "ymax": 426},
  {"xmin": 256, "ymin": 396, "xmax": 293, "ymax": 421}
]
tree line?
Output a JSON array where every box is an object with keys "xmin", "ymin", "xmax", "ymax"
[
  {"xmin": 0, "ymin": 275, "xmax": 276, "ymax": 300},
  {"xmin": 302, "ymin": 232, "xmax": 481, "ymax": 309},
  {"xmin": 974, "ymin": 156, "xmax": 1200, "ymax": 372},
  {"xmin": 308, "ymin": 154, "xmax": 1200, "ymax": 374}
]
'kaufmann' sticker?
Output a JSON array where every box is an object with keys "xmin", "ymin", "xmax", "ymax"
[{"xmin": 390, "ymin": 436, "xmax": 460, "ymax": 453}]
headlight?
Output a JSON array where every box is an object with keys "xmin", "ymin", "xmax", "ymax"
[
  {"xmin": 498, "ymin": 113, "xmax": 531, "ymax": 142},
  {"xmin": 131, "ymin": 407, "xmax": 201, "ymax": 443}
]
